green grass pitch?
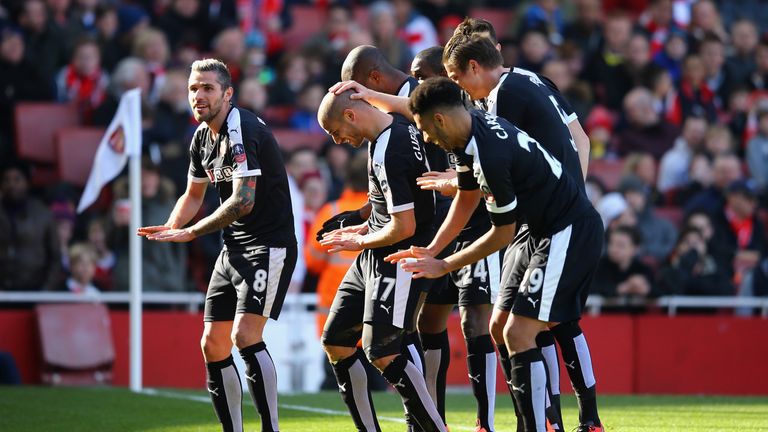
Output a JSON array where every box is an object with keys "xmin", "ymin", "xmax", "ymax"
[{"xmin": 2, "ymin": 386, "xmax": 767, "ymax": 431}]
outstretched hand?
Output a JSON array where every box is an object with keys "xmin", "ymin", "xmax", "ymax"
[
  {"xmin": 142, "ymin": 228, "xmax": 196, "ymax": 243},
  {"xmin": 319, "ymin": 230, "xmax": 365, "ymax": 253},
  {"xmin": 137, "ymin": 225, "xmax": 170, "ymax": 237},
  {"xmin": 416, "ymin": 169, "xmax": 458, "ymax": 197},
  {"xmin": 399, "ymin": 256, "xmax": 450, "ymax": 279},
  {"xmin": 384, "ymin": 246, "xmax": 435, "ymax": 263}
]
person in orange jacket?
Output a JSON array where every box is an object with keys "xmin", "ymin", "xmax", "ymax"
[{"xmin": 305, "ymin": 151, "xmax": 369, "ymax": 336}]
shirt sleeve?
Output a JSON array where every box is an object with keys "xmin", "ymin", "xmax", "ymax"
[
  {"xmin": 456, "ymin": 161, "xmax": 479, "ymax": 190},
  {"xmin": 188, "ymin": 133, "xmax": 209, "ymax": 183},
  {"xmin": 229, "ymin": 110, "xmax": 262, "ymax": 178},
  {"xmin": 541, "ymin": 75, "xmax": 578, "ymax": 123},
  {"xmin": 377, "ymin": 143, "xmax": 419, "ymax": 214},
  {"xmin": 475, "ymin": 154, "xmax": 518, "ymax": 226}
]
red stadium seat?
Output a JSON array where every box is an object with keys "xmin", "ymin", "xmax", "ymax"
[
  {"xmin": 36, "ymin": 303, "xmax": 115, "ymax": 385},
  {"xmin": 272, "ymin": 128, "xmax": 327, "ymax": 152},
  {"xmin": 283, "ymin": 5, "xmax": 325, "ymax": 49},
  {"xmin": 588, "ymin": 158, "xmax": 625, "ymax": 191},
  {"xmin": 467, "ymin": 8, "xmax": 516, "ymax": 39},
  {"xmin": 56, "ymin": 127, "xmax": 106, "ymax": 187},
  {"xmin": 14, "ymin": 102, "xmax": 79, "ymax": 163}
]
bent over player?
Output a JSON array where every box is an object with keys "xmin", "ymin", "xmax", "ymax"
[
  {"xmin": 139, "ymin": 59, "xmax": 297, "ymax": 432},
  {"xmin": 396, "ymin": 78, "xmax": 603, "ymax": 432},
  {"xmin": 317, "ymin": 90, "xmax": 445, "ymax": 432}
]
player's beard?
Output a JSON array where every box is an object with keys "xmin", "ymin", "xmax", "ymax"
[{"xmin": 193, "ymin": 96, "xmax": 224, "ymax": 123}]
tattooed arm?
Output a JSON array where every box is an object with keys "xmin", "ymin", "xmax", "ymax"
[
  {"xmin": 189, "ymin": 176, "xmax": 257, "ymax": 237},
  {"xmin": 143, "ymin": 176, "xmax": 257, "ymax": 243}
]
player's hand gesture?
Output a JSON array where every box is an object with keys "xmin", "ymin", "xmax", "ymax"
[
  {"xmin": 315, "ymin": 210, "xmax": 366, "ymax": 241},
  {"xmin": 400, "ymin": 256, "xmax": 450, "ymax": 279},
  {"xmin": 143, "ymin": 228, "xmax": 196, "ymax": 243},
  {"xmin": 384, "ymin": 246, "xmax": 436, "ymax": 263},
  {"xmin": 329, "ymin": 80, "xmax": 371, "ymax": 101},
  {"xmin": 417, "ymin": 169, "xmax": 458, "ymax": 197},
  {"xmin": 136, "ymin": 225, "xmax": 171, "ymax": 237},
  {"xmin": 319, "ymin": 231, "xmax": 365, "ymax": 253}
]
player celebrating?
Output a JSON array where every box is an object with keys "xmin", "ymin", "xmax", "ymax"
[
  {"xmin": 317, "ymin": 90, "xmax": 444, "ymax": 432},
  {"xmin": 138, "ymin": 59, "xmax": 297, "ymax": 432},
  {"xmin": 443, "ymin": 22, "xmax": 603, "ymax": 432},
  {"xmin": 392, "ymin": 77, "xmax": 603, "ymax": 432}
]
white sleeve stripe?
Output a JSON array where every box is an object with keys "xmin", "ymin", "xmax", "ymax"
[
  {"xmin": 188, "ymin": 175, "xmax": 209, "ymax": 183},
  {"xmin": 232, "ymin": 169, "xmax": 262, "ymax": 177},
  {"xmin": 566, "ymin": 112, "xmax": 578, "ymax": 123},
  {"xmin": 486, "ymin": 198, "xmax": 517, "ymax": 213},
  {"xmin": 389, "ymin": 203, "xmax": 415, "ymax": 213},
  {"xmin": 455, "ymin": 165, "xmax": 470, "ymax": 172}
]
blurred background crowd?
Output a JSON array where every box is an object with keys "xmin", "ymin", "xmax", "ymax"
[{"xmin": 3, "ymin": 0, "xmax": 768, "ymax": 314}]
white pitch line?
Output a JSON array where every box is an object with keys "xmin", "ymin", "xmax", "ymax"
[{"xmin": 141, "ymin": 388, "xmax": 474, "ymax": 431}]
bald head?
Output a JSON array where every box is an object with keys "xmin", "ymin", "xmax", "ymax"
[{"xmin": 341, "ymin": 45, "xmax": 405, "ymax": 92}]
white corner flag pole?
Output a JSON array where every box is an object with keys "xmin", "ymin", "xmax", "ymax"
[{"xmin": 129, "ymin": 149, "xmax": 143, "ymax": 392}]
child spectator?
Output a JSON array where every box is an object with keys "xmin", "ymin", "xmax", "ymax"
[
  {"xmin": 62, "ymin": 243, "xmax": 101, "ymax": 295},
  {"xmin": 289, "ymin": 82, "xmax": 325, "ymax": 134},
  {"xmin": 56, "ymin": 37, "xmax": 109, "ymax": 123},
  {"xmin": 85, "ymin": 217, "xmax": 115, "ymax": 291}
]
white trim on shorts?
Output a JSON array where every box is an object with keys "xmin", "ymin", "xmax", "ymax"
[
  {"xmin": 393, "ymin": 262, "xmax": 413, "ymax": 328},
  {"xmin": 263, "ymin": 247, "xmax": 287, "ymax": 317},
  {"xmin": 538, "ymin": 225, "xmax": 572, "ymax": 322}
]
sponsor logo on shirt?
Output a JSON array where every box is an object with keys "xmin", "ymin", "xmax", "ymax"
[{"xmin": 207, "ymin": 166, "xmax": 234, "ymax": 182}]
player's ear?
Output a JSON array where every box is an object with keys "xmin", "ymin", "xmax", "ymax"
[
  {"xmin": 469, "ymin": 60, "xmax": 479, "ymax": 75},
  {"xmin": 224, "ymin": 86, "xmax": 234, "ymax": 103},
  {"xmin": 434, "ymin": 112, "xmax": 445, "ymax": 128},
  {"xmin": 343, "ymin": 108, "xmax": 355, "ymax": 123},
  {"xmin": 369, "ymin": 70, "xmax": 381, "ymax": 85}
]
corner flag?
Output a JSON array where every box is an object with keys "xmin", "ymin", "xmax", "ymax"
[{"xmin": 77, "ymin": 88, "xmax": 142, "ymax": 213}]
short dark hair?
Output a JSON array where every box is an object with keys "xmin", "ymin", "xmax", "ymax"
[
  {"xmin": 453, "ymin": 17, "xmax": 497, "ymax": 44},
  {"xmin": 413, "ymin": 46, "xmax": 446, "ymax": 77},
  {"xmin": 408, "ymin": 77, "xmax": 464, "ymax": 117},
  {"xmin": 443, "ymin": 34, "xmax": 503, "ymax": 72},
  {"xmin": 608, "ymin": 225, "xmax": 642, "ymax": 246},
  {"xmin": 191, "ymin": 58, "xmax": 232, "ymax": 90}
]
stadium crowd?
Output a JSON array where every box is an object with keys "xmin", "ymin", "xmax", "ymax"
[{"xmin": 2, "ymin": 0, "xmax": 768, "ymax": 312}]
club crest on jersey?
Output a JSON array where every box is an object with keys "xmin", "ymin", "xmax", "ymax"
[{"xmin": 232, "ymin": 143, "xmax": 246, "ymax": 164}]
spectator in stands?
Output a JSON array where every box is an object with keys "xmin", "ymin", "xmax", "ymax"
[
  {"xmin": 615, "ymin": 87, "xmax": 679, "ymax": 160},
  {"xmin": 269, "ymin": 52, "xmax": 309, "ymax": 106},
  {"xmin": 519, "ymin": 0, "xmax": 565, "ymax": 46},
  {"xmin": 290, "ymin": 82, "xmax": 325, "ymax": 134},
  {"xmin": 94, "ymin": 4, "xmax": 122, "ymax": 72},
  {"xmin": 597, "ymin": 192, "xmax": 637, "ymax": 231},
  {"xmin": 639, "ymin": 0, "xmax": 683, "ymax": 56},
  {"xmin": 156, "ymin": 0, "xmax": 219, "ymax": 53},
  {"xmin": 517, "ymin": 28, "xmax": 552, "ymax": 73},
  {"xmin": 710, "ymin": 180, "xmax": 766, "ymax": 285},
  {"xmin": 85, "ymin": 217, "xmax": 114, "ymax": 291},
  {"xmin": 620, "ymin": 175, "xmax": 677, "ymax": 261},
  {"xmin": 671, "ymin": 152, "xmax": 713, "ymax": 206},
  {"xmin": 747, "ymin": 39, "xmax": 768, "ymax": 91},
  {"xmin": 51, "ymin": 200, "xmax": 76, "ymax": 273},
  {"xmin": 131, "ymin": 28, "xmax": 170, "ymax": 104},
  {"xmin": 144, "ymin": 69, "xmax": 193, "ymax": 192},
  {"xmin": 746, "ymin": 106, "xmax": 768, "ymax": 192},
  {"xmin": 306, "ymin": 151, "xmax": 369, "ymax": 335},
  {"xmin": 585, "ymin": 175, "xmax": 607, "ymax": 208},
  {"xmin": 584, "ymin": 105, "xmax": 614, "ymax": 159},
  {"xmin": 93, "ymin": 57, "xmax": 150, "ymax": 126},
  {"xmin": 685, "ymin": 152, "xmax": 742, "ymax": 215},
  {"xmin": 61, "ymin": 243, "xmax": 101, "ymax": 295},
  {"xmin": 393, "ymin": 0, "xmax": 438, "ymax": 56},
  {"xmin": 624, "ymin": 152, "xmax": 662, "ymax": 204},
  {"xmin": 369, "ymin": 1, "xmax": 412, "ymax": 72},
  {"xmin": 237, "ymin": 77, "xmax": 268, "ymax": 119},
  {"xmin": 703, "ymin": 124, "xmax": 735, "ymax": 157},
  {"xmin": 55, "ymin": 36, "xmax": 109, "ymax": 124},
  {"xmin": 624, "ymin": 33, "xmax": 652, "ymax": 87},
  {"xmin": 657, "ymin": 114, "xmax": 708, "ymax": 193},
  {"xmin": 725, "ymin": 20, "xmax": 758, "ymax": 89},
  {"xmin": 582, "ymin": 11, "xmax": 633, "ymax": 110},
  {"xmin": 543, "ymin": 58, "xmax": 593, "ymax": 120},
  {"xmin": 725, "ymin": 86, "xmax": 750, "ymax": 145},
  {"xmin": 211, "ymin": 27, "xmax": 245, "ymax": 86},
  {"xmin": 699, "ymin": 33, "xmax": 731, "ymax": 110},
  {"xmin": 0, "ymin": 25, "xmax": 52, "ymax": 160},
  {"xmin": 321, "ymin": 143, "xmax": 352, "ymax": 202},
  {"xmin": 0, "ymin": 162, "xmax": 60, "ymax": 291},
  {"xmin": 298, "ymin": 171, "xmax": 327, "ymax": 245},
  {"xmin": 641, "ymin": 64, "xmax": 675, "ymax": 121},
  {"xmin": 17, "ymin": 0, "xmax": 68, "ymax": 87},
  {"xmin": 286, "ymin": 148, "xmax": 318, "ymax": 292},
  {"xmin": 658, "ymin": 226, "xmax": 733, "ymax": 295},
  {"xmin": 592, "ymin": 225, "xmax": 657, "ymax": 298},
  {"xmin": 112, "ymin": 158, "xmax": 187, "ymax": 292},
  {"xmin": 652, "ymin": 29, "xmax": 687, "ymax": 83},
  {"xmin": 563, "ymin": 0, "xmax": 603, "ymax": 59},
  {"xmin": 686, "ymin": 210, "xmax": 715, "ymax": 244},
  {"xmin": 687, "ymin": 0, "xmax": 728, "ymax": 52},
  {"xmin": 669, "ymin": 54, "xmax": 718, "ymax": 125}
]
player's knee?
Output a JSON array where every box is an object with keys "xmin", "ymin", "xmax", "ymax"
[
  {"xmin": 460, "ymin": 305, "xmax": 490, "ymax": 340},
  {"xmin": 369, "ymin": 354, "xmax": 395, "ymax": 371},
  {"xmin": 230, "ymin": 330, "xmax": 260, "ymax": 349},
  {"xmin": 489, "ymin": 311, "xmax": 508, "ymax": 345},
  {"xmin": 200, "ymin": 332, "xmax": 230, "ymax": 361}
]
